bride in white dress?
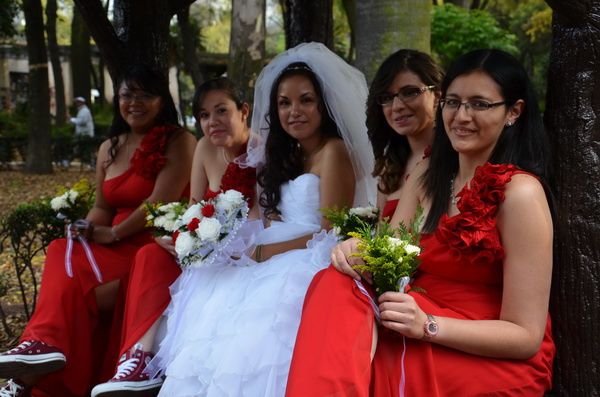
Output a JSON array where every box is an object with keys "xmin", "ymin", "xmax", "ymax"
[{"xmin": 149, "ymin": 42, "xmax": 376, "ymax": 397}]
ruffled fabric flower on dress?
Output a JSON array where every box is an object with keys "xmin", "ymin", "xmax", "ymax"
[
  {"xmin": 436, "ymin": 163, "xmax": 519, "ymax": 266},
  {"xmin": 130, "ymin": 124, "xmax": 179, "ymax": 179}
]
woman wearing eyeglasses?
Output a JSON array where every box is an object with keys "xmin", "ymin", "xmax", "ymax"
[
  {"xmin": 0, "ymin": 65, "xmax": 196, "ymax": 397},
  {"xmin": 286, "ymin": 49, "xmax": 443, "ymax": 397},
  {"xmin": 315, "ymin": 49, "xmax": 556, "ymax": 396}
]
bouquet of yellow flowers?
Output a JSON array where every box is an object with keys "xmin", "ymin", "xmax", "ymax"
[
  {"xmin": 144, "ymin": 201, "xmax": 187, "ymax": 237},
  {"xmin": 349, "ymin": 207, "xmax": 423, "ymax": 295},
  {"xmin": 322, "ymin": 205, "xmax": 379, "ymax": 241},
  {"xmin": 49, "ymin": 178, "xmax": 95, "ymax": 222}
]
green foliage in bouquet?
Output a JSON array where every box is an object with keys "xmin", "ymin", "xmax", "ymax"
[
  {"xmin": 349, "ymin": 207, "xmax": 424, "ymax": 295},
  {"xmin": 322, "ymin": 205, "xmax": 380, "ymax": 241}
]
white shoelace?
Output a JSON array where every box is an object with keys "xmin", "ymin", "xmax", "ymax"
[
  {"xmin": 113, "ymin": 357, "xmax": 140, "ymax": 380},
  {"xmin": 0, "ymin": 380, "xmax": 24, "ymax": 397},
  {"xmin": 6, "ymin": 341, "xmax": 32, "ymax": 354}
]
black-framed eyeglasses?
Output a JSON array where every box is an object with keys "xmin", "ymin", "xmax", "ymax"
[
  {"xmin": 376, "ymin": 85, "xmax": 436, "ymax": 106},
  {"xmin": 118, "ymin": 91, "xmax": 158, "ymax": 104},
  {"xmin": 440, "ymin": 98, "xmax": 506, "ymax": 113}
]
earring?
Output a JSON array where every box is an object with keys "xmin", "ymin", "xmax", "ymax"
[{"xmin": 505, "ymin": 121, "xmax": 514, "ymax": 127}]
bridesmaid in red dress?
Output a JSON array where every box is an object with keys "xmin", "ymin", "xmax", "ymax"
[
  {"xmin": 91, "ymin": 77, "xmax": 257, "ymax": 397},
  {"xmin": 286, "ymin": 50, "xmax": 443, "ymax": 397},
  {"xmin": 0, "ymin": 65, "xmax": 196, "ymax": 397},
  {"xmin": 331, "ymin": 49, "xmax": 555, "ymax": 396}
]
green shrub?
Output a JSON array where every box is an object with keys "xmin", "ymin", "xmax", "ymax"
[{"xmin": 432, "ymin": 4, "xmax": 519, "ymax": 68}]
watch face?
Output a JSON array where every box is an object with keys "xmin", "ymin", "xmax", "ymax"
[{"xmin": 427, "ymin": 323, "xmax": 439, "ymax": 334}]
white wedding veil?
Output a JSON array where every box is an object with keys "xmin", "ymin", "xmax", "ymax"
[{"xmin": 239, "ymin": 42, "xmax": 376, "ymax": 207}]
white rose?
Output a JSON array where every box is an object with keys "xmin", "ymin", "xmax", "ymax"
[
  {"xmin": 404, "ymin": 244, "xmax": 421, "ymax": 255},
  {"xmin": 333, "ymin": 226, "xmax": 341, "ymax": 235},
  {"xmin": 349, "ymin": 206, "xmax": 378, "ymax": 218},
  {"xmin": 197, "ymin": 217, "xmax": 222, "ymax": 242},
  {"xmin": 181, "ymin": 203, "xmax": 202, "ymax": 226},
  {"xmin": 387, "ymin": 236, "xmax": 403, "ymax": 249},
  {"xmin": 162, "ymin": 218, "xmax": 177, "ymax": 232},
  {"xmin": 175, "ymin": 231, "xmax": 196, "ymax": 258},
  {"xmin": 50, "ymin": 193, "xmax": 69, "ymax": 211},
  {"xmin": 67, "ymin": 189, "xmax": 79, "ymax": 203},
  {"xmin": 216, "ymin": 190, "xmax": 244, "ymax": 212}
]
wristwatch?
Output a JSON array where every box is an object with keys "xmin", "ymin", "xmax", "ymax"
[{"xmin": 423, "ymin": 314, "xmax": 439, "ymax": 339}]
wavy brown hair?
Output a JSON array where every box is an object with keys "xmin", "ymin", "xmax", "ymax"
[{"xmin": 367, "ymin": 49, "xmax": 443, "ymax": 194}]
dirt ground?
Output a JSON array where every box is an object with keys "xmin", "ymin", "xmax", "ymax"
[{"xmin": 0, "ymin": 168, "xmax": 95, "ymax": 349}]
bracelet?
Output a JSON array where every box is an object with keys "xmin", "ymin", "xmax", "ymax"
[
  {"xmin": 255, "ymin": 244, "xmax": 263, "ymax": 263},
  {"xmin": 111, "ymin": 226, "xmax": 120, "ymax": 242}
]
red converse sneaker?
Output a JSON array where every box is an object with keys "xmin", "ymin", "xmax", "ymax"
[
  {"xmin": 0, "ymin": 379, "xmax": 31, "ymax": 397},
  {"xmin": 91, "ymin": 345, "xmax": 163, "ymax": 397},
  {"xmin": 0, "ymin": 340, "xmax": 65, "ymax": 378}
]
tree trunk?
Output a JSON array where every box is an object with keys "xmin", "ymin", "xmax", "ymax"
[
  {"xmin": 45, "ymin": 0, "xmax": 66, "ymax": 125},
  {"xmin": 71, "ymin": 5, "xmax": 92, "ymax": 103},
  {"xmin": 73, "ymin": 0, "xmax": 195, "ymax": 88},
  {"xmin": 229, "ymin": 0, "xmax": 266, "ymax": 103},
  {"xmin": 284, "ymin": 0, "xmax": 333, "ymax": 49},
  {"xmin": 22, "ymin": 0, "xmax": 52, "ymax": 173},
  {"xmin": 355, "ymin": 0, "xmax": 431, "ymax": 83},
  {"xmin": 544, "ymin": 0, "xmax": 600, "ymax": 395},
  {"xmin": 342, "ymin": 0, "xmax": 356, "ymax": 60},
  {"xmin": 446, "ymin": 0, "xmax": 470, "ymax": 7},
  {"xmin": 177, "ymin": 5, "xmax": 204, "ymax": 88}
]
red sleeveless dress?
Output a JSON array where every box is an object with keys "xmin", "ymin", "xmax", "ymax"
[
  {"xmin": 287, "ymin": 164, "xmax": 555, "ymax": 397},
  {"xmin": 24, "ymin": 126, "xmax": 181, "ymax": 397},
  {"xmin": 118, "ymin": 159, "xmax": 256, "ymax": 359}
]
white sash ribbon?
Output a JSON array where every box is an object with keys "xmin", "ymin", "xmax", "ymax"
[{"xmin": 65, "ymin": 220, "xmax": 103, "ymax": 283}]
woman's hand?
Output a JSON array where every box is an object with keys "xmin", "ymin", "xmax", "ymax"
[
  {"xmin": 65, "ymin": 220, "xmax": 94, "ymax": 240},
  {"xmin": 378, "ymin": 291, "xmax": 428, "ymax": 339},
  {"xmin": 155, "ymin": 235, "xmax": 177, "ymax": 256},
  {"xmin": 330, "ymin": 237, "xmax": 371, "ymax": 282},
  {"xmin": 91, "ymin": 225, "xmax": 118, "ymax": 244}
]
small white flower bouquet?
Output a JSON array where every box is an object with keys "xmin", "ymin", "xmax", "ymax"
[
  {"xmin": 349, "ymin": 207, "xmax": 423, "ymax": 295},
  {"xmin": 322, "ymin": 205, "xmax": 380, "ymax": 240},
  {"xmin": 144, "ymin": 201, "xmax": 187, "ymax": 237},
  {"xmin": 174, "ymin": 189, "xmax": 249, "ymax": 269},
  {"xmin": 49, "ymin": 179, "xmax": 95, "ymax": 222}
]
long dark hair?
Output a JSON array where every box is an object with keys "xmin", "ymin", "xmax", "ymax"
[
  {"xmin": 367, "ymin": 49, "xmax": 443, "ymax": 194},
  {"xmin": 191, "ymin": 77, "xmax": 246, "ymax": 127},
  {"xmin": 422, "ymin": 49, "xmax": 553, "ymax": 232},
  {"xmin": 107, "ymin": 64, "xmax": 180, "ymax": 163},
  {"xmin": 257, "ymin": 62, "xmax": 341, "ymax": 219}
]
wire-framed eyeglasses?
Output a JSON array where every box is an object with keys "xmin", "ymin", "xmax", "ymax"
[
  {"xmin": 440, "ymin": 98, "xmax": 506, "ymax": 113},
  {"xmin": 376, "ymin": 85, "xmax": 436, "ymax": 106}
]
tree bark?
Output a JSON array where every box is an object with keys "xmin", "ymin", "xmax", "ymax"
[
  {"xmin": 342, "ymin": 0, "xmax": 356, "ymax": 60},
  {"xmin": 544, "ymin": 0, "xmax": 600, "ymax": 395},
  {"xmin": 22, "ymin": 0, "xmax": 52, "ymax": 173},
  {"xmin": 177, "ymin": 5, "xmax": 204, "ymax": 88},
  {"xmin": 46, "ymin": 0, "xmax": 66, "ymax": 125},
  {"xmin": 71, "ymin": 5, "xmax": 91, "ymax": 103},
  {"xmin": 284, "ymin": 0, "xmax": 333, "ymax": 49},
  {"xmin": 355, "ymin": 0, "xmax": 431, "ymax": 83},
  {"xmin": 229, "ymin": 0, "xmax": 266, "ymax": 103},
  {"xmin": 73, "ymin": 0, "xmax": 195, "ymax": 87}
]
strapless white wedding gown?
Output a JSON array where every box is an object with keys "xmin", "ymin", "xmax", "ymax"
[{"xmin": 151, "ymin": 173, "xmax": 337, "ymax": 397}]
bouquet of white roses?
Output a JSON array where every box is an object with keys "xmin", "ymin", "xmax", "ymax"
[
  {"xmin": 49, "ymin": 178, "xmax": 95, "ymax": 222},
  {"xmin": 144, "ymin": 201, "xmax": 187, "ymax": 237},
  {"xmin": 174, "ymin": 189, "xmax": 249, "ymax": 269},
  {"xmin": 322, "ymin": 205, "xmax": 379, "ymax": 241},
  {"xmin": 349, "ymin": 207, "xmax": 423, "ymax": 295}
]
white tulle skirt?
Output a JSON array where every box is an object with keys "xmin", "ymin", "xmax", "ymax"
[{"xmin": 149, "ymin": 229, "xmax": 338, "ymax": 397}]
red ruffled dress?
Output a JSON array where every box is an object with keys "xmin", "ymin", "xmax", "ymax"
[
  {"xmin": 118, "ymin": 157, "xmax": 256, "ymax": 359},
  {"xmin": 287, "ymin": 164, "xmax": 555, "ymax": 397},
  {"xmin": 23, "ymin": 126, "xmax": 181, "ymax": 397}
]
